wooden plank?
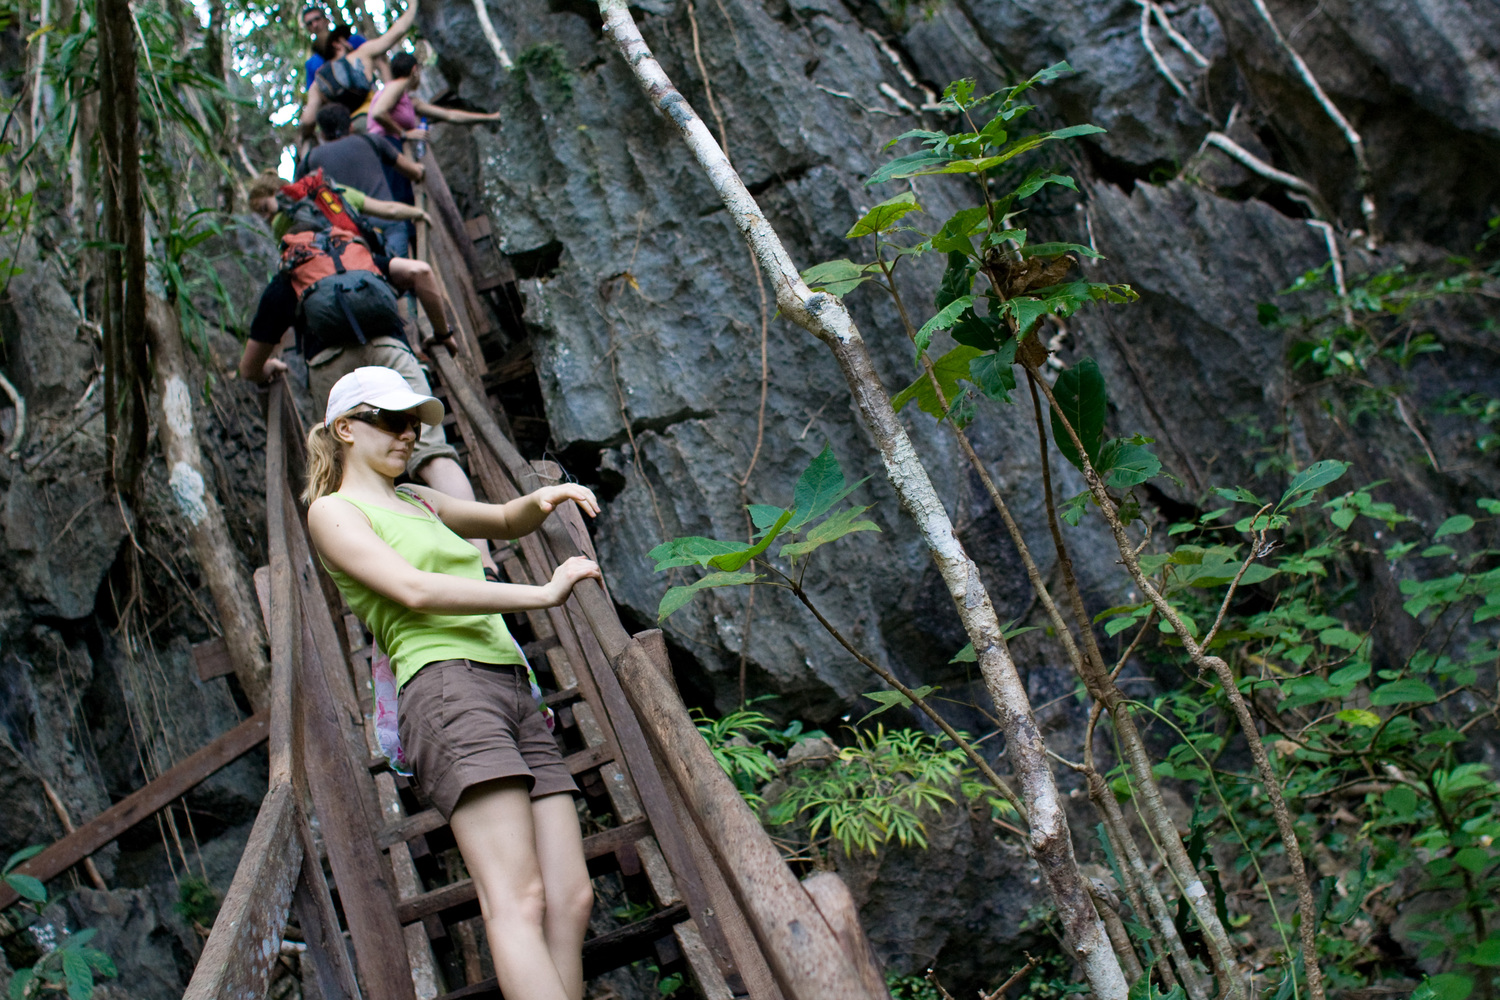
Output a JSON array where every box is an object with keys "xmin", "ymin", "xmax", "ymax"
[
  {"xmin": 181, "ymin": 782, "xmax": 302, "ymax": 1000},
  {"xmin": 0, "ymin": 712, "xmax": 270, "ymax": 911},
  {"xmin": 676, "ymin": 921, "xmax": 736, "ymax": 1000},
  {"xmin": 464, "ymin": 215, "xmax": 492, "ymax": 240},
  {"xmin": 266, "ymin": 383, "xmax": 298, "ymax": 786},
  {"xmin": 292, "ymin": 808, "xmax": 362, "ymax": 1000},
  {"xmin": 615, "ymin": 634, "xmax": 880, "ymax": 1000},
  {"xmin": 434, "ymin": 903, "xmax": 690, "ymax": 1000},
  {"xmin": 192, "ymin": 638, "xmax": 235, "ymax": 681},
  {"xmin": 803, "ymin": 873, "xmax": 887, "ymax": 1000},
  {"xmin": 394, "ymin": 819, "xmax": 651, "ymax": 924}
]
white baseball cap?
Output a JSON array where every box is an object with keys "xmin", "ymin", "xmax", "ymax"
[{"xmin": 324, "ymin": 366, "xmax": 445, "ymax": 428}]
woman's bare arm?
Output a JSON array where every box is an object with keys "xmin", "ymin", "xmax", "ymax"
[
  {"xmin": 404, "ymin": 483, "xmax": 599, "ymax": 541},
  {"xmin": 309, "ymin": 495, "xmax": 599, "ymax": 614},
  {"xmin": 355, "ymin": 1, "xmax": 419, "ymax": 60},
  {"xmin": 411, "ymin": 98, "xmax": 502, "ymax": 126},
  {"xmin": 359, "ymin": 195, "xmax": 430, "ymax": 223}
]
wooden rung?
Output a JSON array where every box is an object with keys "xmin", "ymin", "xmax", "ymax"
[
  {"xmin": 432, "ymin": 903, "xmax": 690, "ymax": 999},
  {"xmin": 395, "ymin": 819, "xmax": 651, "ymax": 923},
  {"xmin": 192, "ymin": 638, "xmax": 235, "ymax": 681},
  {"xmin": 464, "ymin": 215, "xmax": 492, "ymax": 240}
]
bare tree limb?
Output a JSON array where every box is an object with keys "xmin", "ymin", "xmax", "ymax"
[{"xmin": 471, "ymin": 0, "xmax": 513, "ymax": 70}]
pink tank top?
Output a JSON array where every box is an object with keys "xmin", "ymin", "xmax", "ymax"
[{"xmin": 367, "ymin": 90, "xmax": 418, "ymax": 138}]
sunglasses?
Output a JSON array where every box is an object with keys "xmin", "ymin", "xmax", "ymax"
[{"xmin": 345, "ymin": 408, "xmax": 423, "ymax": 436}]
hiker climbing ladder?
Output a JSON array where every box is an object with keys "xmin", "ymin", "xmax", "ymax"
[{"xmin": 170, "ymin": 150, "xmax": 890, "ymax": 1000}]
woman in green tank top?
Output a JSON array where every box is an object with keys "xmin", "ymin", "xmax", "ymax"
[{"xmin": 305, "ymin": 366, "xmax": 601, "ymax": 1000}]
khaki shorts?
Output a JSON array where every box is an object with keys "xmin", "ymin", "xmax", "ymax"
[
  {"xmin": 308, "ymin": 337, "xmax": 460, "ymax": 477},
  {"xmin": 397, "ymin": 659, "xmax": 579, "ymax": 819}
]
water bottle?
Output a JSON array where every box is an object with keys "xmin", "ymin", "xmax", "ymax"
[{"xmin": 415, "ymin": 117, "xmax": 428, "ymax": 160}]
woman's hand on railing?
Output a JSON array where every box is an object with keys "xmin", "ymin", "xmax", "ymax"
[
  {"xmin": 546, "ymin": 555, "xmax": 602, "ymax": 604},
  {"xmin": 535, "ymin": 483, "xmax": 600, "ymax": 519}
]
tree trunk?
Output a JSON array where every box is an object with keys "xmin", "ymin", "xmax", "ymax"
[
  {"xmin": 592, "ymin": 3, "xmax": 1128, "ymax": 997},
  {"xmin": 146, "ymin": 296, "xmax": 272, "ymax": 711}
]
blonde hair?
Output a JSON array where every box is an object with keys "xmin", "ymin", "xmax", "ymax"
[
  {"xmin": 248, "ymin": 169, "xmax": 283, "ymax": 205},
  {"xmin": 303, "ymin": 424, "xmax": 346, "ymax": 503}
]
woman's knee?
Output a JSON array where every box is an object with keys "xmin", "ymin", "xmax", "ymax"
[
  {"xmin": 555, "ymin": 876, "xmax": 595, "ymax": 927},
  {"xmin": 477, "ymin": 876, "xmax": 548, "ymax": 929}
]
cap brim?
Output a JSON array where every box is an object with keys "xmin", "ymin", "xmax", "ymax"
[{"xmin": 364, "ymin": 388, "xmax": 445, "ymax": 426}]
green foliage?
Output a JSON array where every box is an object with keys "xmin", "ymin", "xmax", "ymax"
[
  {"xmin": 690, "ymin": 701, "xmax": 806, "ymax": 808},
  {"xmin": 648, "ymin": 444, "xmax": 879, "ymax": 620},
  {"xmin": 174, "ymin": 877, "xmax": 220, "ymax": 926},
  {"xmin": 3, "ymin": 847, "xmax": 47, "ymax": 906},
  {"xmin": 766, "ymin": 725, "xmax": 968, "ymax": 855},
  {"xmin": 886, "ymin": 971, "xmax": 946, "ymax": 1000},
  {"xmin": 514, "ymin": 43, "xmax": 574, "ymax": 102},
  {"xmin": 4, "ymin": 927, "xmax": 116, "ymax": 1000}
]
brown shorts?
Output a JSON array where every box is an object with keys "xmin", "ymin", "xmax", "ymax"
[{"xmin": 397, "ymin": 659, "xmax": 578, "ymax": 819}]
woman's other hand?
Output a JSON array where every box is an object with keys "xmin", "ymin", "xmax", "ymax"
[
  {"xmin": 403, "ymin": 127, "xmax": 430, "ymax": 141},
  {"xmin": 547, "ymin": 556, "xmax": 601, "ymax": 603},
  {"xmin": 534, "ymin": 484, "xmax": 600, "ymax": 519}
]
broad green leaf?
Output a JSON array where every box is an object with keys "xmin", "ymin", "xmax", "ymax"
[
  {"xmin": 1468, "ymin": 939, "xmax": 1500, "ymax": 967},
  {"xmin": 950, "ymin": 643, "xmax": 976, "ymax": 663},
  {"xmin": 1215, "ymin": 486, "xmax": 1263, "ymax": 505},
  {"xmin": 1005, "ymin": 296, "xmax": 1052, "ymax": 337},
  {"xmin": 657, "ymin": 572, "xmax": 761, "ymax": 621},
  {"xmin": 709, "ymin": 509, "xmax": 793, "ymax": 571},
  {"xmin": 951, "ymin": 306, "xmax": 1006, "ymax": 350},
  {"xmin": 649, "ymin": 536, "xmax": 751, "ymax": 571},
  {"xmin": 846, "ymin": 191, "xmax": 922, "ymax": 238},
  {"xmin": 866, "ymin": 149, "xmax": 952, "ymax": 186},
  {"xmin": 1478, "ymin": 498, "xmax": 1500, "ymax": 514},
  {"xmin": 929, "ymin": 207, "xmax": 990, "ymax": 255},
  {"xmin": 1318, "ymin": 627, "xmax": 1365, "ymax": 650},
  {"xmin": 801, "ymin": 259, "xmax": 876, "ymax": 298},
  {"xmin": 856, "ymin": 685, "xmax": 939, "ymax": 725},
  {"xmin": 1369, "ymin": 678, "xmax": 1437, "ymax": 706},
  {"xmin": 1014, "ymin": 172, "xmax": 1077, "ymax": 200},
  {"xmin": 883, "ymin": 128, "xmax": 946, "ymax": 150},
  {"xmin": 780, "ymin": 506, "xmax": 881, "ymax": 559},
  {"xmin": 1050, "ymin": 123, "xmax": 1107, "ymax": 140},
  {"xmin": 789, "ymin": 445, "xmax": 868, "ymax": 530},
  {"xmin": 4, "ymin": 872, "xmax": 46, "ymax": 902},
  {"xmin": 967, "ymin": 345, "xmax": 1017, "ymax": 402},
  {"xmin": 66, "ymin": 930, "xmax": 97, "ymax": 949},
  {"xmin": 915, "ymin": 295, "xmax": 974, "ymax": 356},
  {"xmin": 1414, "ymin": 974, "xmax": 1474, "ymax": 1000},
  {"xmin": 1337, "ymin": 709, "xmax": 1380, "ymax": 727},
  {"xmin": 9, "ymin": 969, "xmax": 35, "ymax": 1000},
  {"xmin": 1050, "ymin": 358, "xmax": 1107, "ymax": 469},
  {"xmin": 893, "ymin": 346, "xmax": 983, "ymax": 421},
  {"xmin": 64, "ymin": 951, "xmax": 93, "ymax": 1000},
  {"xmin": 747, "ymin": 505, "xmax": 786, "ymax": 532},
  {"xmin": 4, "ymin": 844, "xmax": 45, "ymax": 874},
  {"xmin": 1278, "ymin": 459, "xmax": 1349, "ymax": 508},
  {"xmin": 1435, "ymin": 514, "xmax": 1475, "ymax": 539},
  {"xmin": 1097, "ymin": 439, "xmax": 1160, "ymax": 489}
]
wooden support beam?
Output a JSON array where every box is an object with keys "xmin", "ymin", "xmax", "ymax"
[
  {"xmin": 615, "ymin": 633, "xmax": 885, "ymax": 1000},
  {"xmin": 0, "ymin": 712, "xmax": 269, "ymax": 911},
  {"xmin": 802, "ymin": 873, "xmax": 887, "ymax": 1000},
  {"xmin": 192, "ymin": 638, "xmax": 235, "ymax": 681},
  {"xmin": 181, "ymin": 782, "xmax": 302, "ymax": 1000},
  {"xmin": 293, "ymin": 808, "xmax": 362, "ymax": 1000}
]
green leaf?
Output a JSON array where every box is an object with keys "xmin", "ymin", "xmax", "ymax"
[
  {"xmin": 746, "ymin": 505, "xmax": 786, "ymax": 532},
  {"xmin": 1278, "ymin": 459, "xmax": 1350, "ymax": 508},
  {"xmin": 1435, "ymin": 514, "xmax": 1475, "ymax": 539},
  {"xmin": 9, "ymin": 969, "xmax": 35, "ymax": 1000},
  {"xmin": 892, "ymin": 346, "xmax": 984, "ymax": 421},
  {"xmin": 4, "ymin": 844, "xmax": 45, "ymax": 875},
  {"xmin": 789, "ymin": 445, "xmax": 868, "ymax": 530},
  {"xmin": 855, "ymin": 685, "xmax": 939, "ymax": 725},
  {"xmin": 1097, "ymin": 439, "xmax": 1161, "ymax": 489},
  {"xmin": 648, "ymin": 536, "xmax": 752, "ymax": 571},
  {"xmin": 1318, "ymin": 627, "xmax": 1365, "ymax": 651},
  {"xmin": 779, "ymin": 506, "xmax": 881, "ymax": 559},
  {"xmin": 63, "ymin": 951, "xmax": 93, "ymax": 1000},
  {"xmin": 1050, "ymin": 358, "xmax": 1107, "ymax": 469},
  {"xmin": 1014, "ymin": 172, "xmax": 1077, "ymax": 200},
  {"xmin": 1414, "ymin": 974, "xmax": 1474, "ymax": 1000},
  {"xmin": 1369, "ymin": 678, "xmax": 1438, "ymax": 706},
  {"xmin": 4, "ymin": 872, "xmax": 47, "ymax": 903},
  {"xmin": 801, "ymin": 259, "xmax": 876, "ymax": 298},
  {"xmin": 866, "ymin": 149, "xmax": 953, "ymax": 186},
  {"xmin": 967, "ymin": 342, "xmax": 1017, "ymax": 402},
  {"xmin": 915, "ymin": 295, "xmax": 974, "ymax": 356},
  {"xmin": 1468, "ymin": 939, "xmax": 1500, "ymax": 967},
  {"xmin": 1005, "ymin": 296, "xmax": 1052, "ymax": 337},
  {"xmin": 709, "ymin": 510, "xmax": 793, "ymax": 571},
  {"xmin": 929, "ymin": 207, "xmax": 990, "ymax": 255},
  {"xmin": 1049, "ymin": 123, "xmax": 1106, "ymax": 140},
  {"xmin": 949, "ymin": 643, "xmax": 975, "ymax": 663},
  {"xmin": 1019, "ymin": 241, "xmax": 1103, "ymax": 260},
  {"xmin": 657, "ymin": 572, "xmax": 761, "ymax": 621},
  {"xmin": 846, "ymin": 191, "xmax": 922, "ymax": 238},
  {"xmin": 1337, "ymin": 709, "xmax": 1381, "ymax": 728}
]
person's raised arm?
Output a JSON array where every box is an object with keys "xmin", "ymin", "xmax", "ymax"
[
  {"xmin": 406, "ymin": 483, "xmax": 600, "ymax": 541},
  {"xmin": 356, "ymin": 0, "xmax": 419, "ymax": 60},
  {"xmin": 309, "ymin": 495, "xmax": 600, "ymax": 613},
  {"xmin": 371, "ymin": 76, "xmax": 412, "ymax": 136},
  {"xmin": 238, "ymin": 338, "xmax": 288, "ymax": 384},
  {"xmin": 411, "ymin": 98, "xmax": 502, "ymax": 127},
  {"xmin": 299, "ymin": 84, "xmax": 325, "ymax": 145},
  {"xmin": 359, "ymin": 195, "xmax": 431, "ymax": 224}
]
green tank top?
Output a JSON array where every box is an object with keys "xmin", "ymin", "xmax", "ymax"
[{"xmin": 322, "ymin": 488, "xmax": 522, "ymax": 688}]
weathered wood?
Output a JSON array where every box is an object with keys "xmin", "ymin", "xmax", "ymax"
[
  {"xmin": 181, "ymin": 782, "xmax": 302, "ymax": 1000},
  {"xmin": 802, "ymin": 873, "xmax": 888, "ymax": 1000},
  {"xmin": 395, "ymin": 819, "xmax": 651, "ymax": 924},
  {"xmin": 675, "ymin": 921, "xmax": 735, "ymax": 1000},
  {"xmin": 292, "ymin": 808, "xmax": 362, "ymax": 1000},
  {"xmin": 615, "ymin": 634, "xmax": 879, "ymax": 1000},
  {"xmin": 434, "ymin": 903, "xmax": 691, "ymax": 1000},
  {"xmin": 0, "ymin": 712, "xmax": 269, "ymax": 911},
  {"xmin": 265, "ymin": 384, "xmax": 297, "ymax": 786},
  {"xmin": 192, "ymin": 638, "xmax": 235, "ymax": 681}
]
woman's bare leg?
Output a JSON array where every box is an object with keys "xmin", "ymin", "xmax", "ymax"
[
  {"xmin": 531, "ymin": 792, "xmax": 594, "ymax": 1000},
  {"xmin": 449, "ymin": 779, "xmax": 571, "ymax": 1000}
]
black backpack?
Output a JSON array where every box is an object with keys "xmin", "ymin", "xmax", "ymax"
[{"xmin": 315, "ymin": 56, "xmax": 374, "ymax": 113}]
